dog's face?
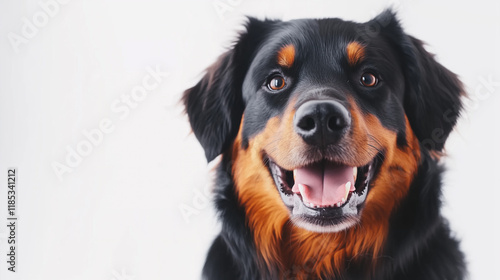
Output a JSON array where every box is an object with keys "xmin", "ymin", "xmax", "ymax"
[
  {"xmin": 236, "ymin": 18, "xmax": 413, "ymax": 232},
  {"xmin": 184, "ymin": 11, "xmax": 462, "ymax": 234}
]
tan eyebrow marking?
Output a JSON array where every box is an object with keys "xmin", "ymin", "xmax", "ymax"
[
  {"xmin": 277, "ymin": 44, "xmax": 295, "ymax": 68},
  {"xmin": 346, "ymin": 41, "xmax": 365, "ymax": 66}
]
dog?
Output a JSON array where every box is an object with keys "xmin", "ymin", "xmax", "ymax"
[{"xmin": 183, "ymin": 10, "xmax": 466, "ymax": 280}]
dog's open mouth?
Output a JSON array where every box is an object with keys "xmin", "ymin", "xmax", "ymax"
[{"xmin": 266, "ymin": 156, "xmax": 380, "ymax": 232}]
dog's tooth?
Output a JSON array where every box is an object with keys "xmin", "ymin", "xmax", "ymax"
[
  {"xmin": 298, "ymin": 184, "xmax": 306, "ymax": 194},
  {"xmin": 353, "ymin": 167, "xmax": 358, "ymax": 182},
  {"xmin": 345, "ymin": 182, "xmax": 351, "ymax": 200}
]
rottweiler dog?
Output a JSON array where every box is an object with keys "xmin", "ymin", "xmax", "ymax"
[{"xmin": 183, "ymin": 10, "xmax": 466, "ymax": 280}]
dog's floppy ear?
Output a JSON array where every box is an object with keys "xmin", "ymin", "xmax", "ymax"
[
  {"xmin": 183, "ymin": 18, "xmax": 276, "ymax": 162},
  {"xmin": 372, "ymin": 10, "xmax": 464, "ymax": 152}
]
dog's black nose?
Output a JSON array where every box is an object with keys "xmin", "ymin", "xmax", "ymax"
[{"xmin": 294, "ymin": 100, "xmax": 351, "ymax": 146}]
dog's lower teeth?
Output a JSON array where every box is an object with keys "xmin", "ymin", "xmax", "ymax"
[{"xmin": 304, "ymin": 201, "xmax": 350, "ymax": 208}]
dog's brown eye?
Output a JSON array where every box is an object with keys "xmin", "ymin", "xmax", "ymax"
[
  {"xmin": 360, "ymin": 73, "xmax": 378, "ymax": 87},
  {"xmin": 268, "ymin": 76, "xmax": 286, "ymax": 91}
]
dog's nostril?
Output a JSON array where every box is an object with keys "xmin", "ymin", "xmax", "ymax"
[
  {"xmin": 327, "ymin": 116, "xmax": 345, "ymax": 131},
  {"xmin": 298, "ymin": 116, "xmax": 316, "ymax": 132}
]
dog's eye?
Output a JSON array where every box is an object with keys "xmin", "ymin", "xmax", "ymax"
[
  {"xmin": 360, "ymin": 73, "xmax": 378, "ymax": 87},
  {"xmin": 268, "ymin": 76, "xmax": 286, "ymax": 91}
]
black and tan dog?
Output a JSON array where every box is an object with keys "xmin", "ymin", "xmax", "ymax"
[{"xmin": 183, "ymin": 10, "xmax": 466, "ymax": 280}]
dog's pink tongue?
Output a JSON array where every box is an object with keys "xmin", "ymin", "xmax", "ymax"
[{"xmin": 292, "ymin": 162, "xmax": 354, "ymax": 206}]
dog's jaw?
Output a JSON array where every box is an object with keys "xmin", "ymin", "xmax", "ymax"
[{"xmin": 266, "ymin": 154, "xmax": 380, "ymax": 233}]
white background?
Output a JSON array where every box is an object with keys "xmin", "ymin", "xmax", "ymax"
[{"xmin": 0, "ymin": 0, "xmax": 499, "ymax": 279}]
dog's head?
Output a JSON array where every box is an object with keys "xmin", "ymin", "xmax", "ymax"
[{"xmin": 184, "ymin": 11, "xmax": 462, "ymax": 234}]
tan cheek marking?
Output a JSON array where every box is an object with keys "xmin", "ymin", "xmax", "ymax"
[
  {"xmin": 262, "ymin": 97, "xmax": 305, "ymax": 170},
  {"xmin": 347, "ymin": 99, "xmax": 374, "ymax": 164},
  {"xmin": 232, "ymin": 114, "xmax": 290, "ymax": 271},
  {"xmin": 346, "ymin": 41, "xmax": 365, "ymax": 67},
  {"xmin": 277, "ymin": 44, "xmax": 295, "ymax": 68},
  {"xmin": 357, "ymin": 113, "xmax": 420, "ymax": 263}
]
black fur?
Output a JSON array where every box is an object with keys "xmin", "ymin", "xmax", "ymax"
[
  {"xmin": 203, "ymin": 156, "xmax": 263, "ymax": 279},
  {"xmin": 184, "ymin": 10, "xmax": 466, "ymax": 280},
  {"xmin": 380, "ymin": 150, "xmax": 466, "ymax": 280}
]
